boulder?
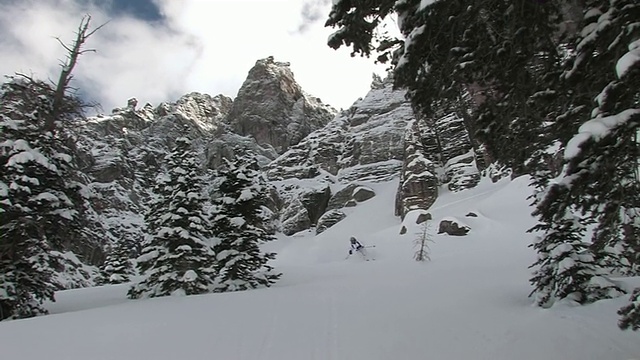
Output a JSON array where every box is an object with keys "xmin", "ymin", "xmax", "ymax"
[
  {"xmin": 416, "ymin": 212, "xmax": 432, "ymax": 224},
  {"xmin": 280, "ymin": 200, "xmax": 311, "ymax": 236},
  {"xmin": 353, "ymin": 186, "xmax": 375, "ymax": 202},
  {"xmin": 438, "ymin": 219, "xmax": 470, "ymax": 236},
  {"xmin": 327, "ymin": 184, "xmax": 359, "ymax": 210},
  {"xmin": 276, "ymin": 184, "xmax": 331, "ymax": 235},
  {"xmin": 316, "ymin": 210, "xmax": 347, "ymax": 234}
]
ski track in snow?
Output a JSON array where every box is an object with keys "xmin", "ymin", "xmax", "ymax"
[{"xmin": 1, "ymin": 176, "xmax": 639, "ymax": 359}]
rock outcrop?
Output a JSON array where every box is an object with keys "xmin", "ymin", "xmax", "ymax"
[
  {"xmin": 316, "ymin": 210, "xmax": 347, "ymax": 234},
  {"xmin": 274, "ymin": 182, "xmax": 332, "ymax": 235},
  {"xmin": 433, "ymin": 113, "xmax": 480, "ymax": 192},
  {"xmin": 225, "ymin": 57, "xmax": 336, "ymax": 154},
  {"xmin": 69, "ymin": 57, "xmax": 343, "ymax": 272},
  {"xmin": 266, "ymin": 77, "xmax": 410, "ymax": 183},
  {"xmin": 267, "ymin": 78, "xmax": 413, "ymax": 233},
  {"xmin": 395, "ymin": 120, "xmax": 439, "ymax": 218}
]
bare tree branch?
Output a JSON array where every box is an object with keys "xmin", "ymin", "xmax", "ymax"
[{"xmin": 48, "ymin": 14, "xmax": 107, "ymax": 131}]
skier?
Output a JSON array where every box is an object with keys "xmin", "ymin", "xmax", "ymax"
[{"xmin": 348, "ymin": 237, "xmax": 366, "ymax": 258}]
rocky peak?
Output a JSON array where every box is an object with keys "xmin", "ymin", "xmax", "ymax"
[
  {"xmin": 153, "ymin": 92, "xmax": 233, "ymax": 134},
  {"xmin": 267, "ymin": 77, "xmax": 411, "ymax": 183},
  {"xmin": 225, "ymin": 56, "xmax": 336, "ymax": 154},
  {"xmin": 267, "ymin": 79, "xmax": 415, "ymax": 234},
  {"xmin": 175, "ymin": 92, "xmax": 233, "ymax": 130}
]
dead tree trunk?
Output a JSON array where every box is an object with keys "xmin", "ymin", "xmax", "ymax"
[{"xmin": 48, "ymin": 15, "xmax": 105, "ymax": 131}]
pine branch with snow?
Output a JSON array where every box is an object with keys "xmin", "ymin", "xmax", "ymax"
[{"xmin": 618, "ymin": 288, "xmax": 640, "ymax": 331}]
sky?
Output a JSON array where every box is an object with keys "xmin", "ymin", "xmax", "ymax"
[{"xmin": 0, "ymin": 0, "xmax": 394, "ymax": 112}]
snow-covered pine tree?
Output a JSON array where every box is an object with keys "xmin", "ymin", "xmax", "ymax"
[
  {"xmin": 0, "ymin": 77, "xmax": 87, "ymax": 320},
  {"xmin": 529, "ymin": 0, "xmax": 638, "ymax": 320},
  {"xmin": 370, "ymin": 72, "xmax": 384, "ymax": 90},
  {"xmin": 97, "ymin": 238, "xmax": 136, "ymax": 285},
  {"xmin": 558, "ymin": 0, "xmax": 639, "ymax": 273},
  {"xmin": 128, "ymin": 137, "xmax": 217, "ymax": 298},
  {"xmin": 619, "ymin": 288, "xmax": 640, "ymax": 331},
  {"xmin": 210, "ymin": 152, "xmax": 281, "ymax": 292},
  {"xmin": 559, "ymin": 0, "xmax": 639, "ymax": 330},
  {"xmin": 529, "ymin": 198, "xmax": 623, "ymax": 307}
]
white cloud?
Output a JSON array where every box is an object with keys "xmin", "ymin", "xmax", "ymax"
[{"xmin": 0, "ymin": 0, "xmax": 390, "ymax": 112}]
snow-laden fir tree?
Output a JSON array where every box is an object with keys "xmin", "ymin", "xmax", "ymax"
[
  {"xmin": 210, "ymin": 151, "xmax": 281, "ymax": 292},
  {"xmin": 0, "ymin": 77, "xmax": 87, "ymax": 320},
  {"xmin": 559, "ymin": 0, "xmax": 639, "ymax": 274},
  {"xmin": 561, "ymin": 0, "xmax": 639, "ymax": 330},
  {"xmin": 529, "ymin": 201, "xmax": 623, "ymax": 307},
  {"xmin": 530, "ymin": 0, "xmax": 638, "ymax": 325},
  {"xmin": 619, "ymin": 288, "xmax": 640, "ymax": 331},
  {"xmin": 97, "ymin": 238, "xmax": 136, "ymax": 285},
  {"xmin": 128, "ymin": 137, "xmax": 217, "ymax": 298}
]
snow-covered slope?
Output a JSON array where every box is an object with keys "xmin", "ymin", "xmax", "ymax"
[{"xmin": 1, "ymin": 176, "xmax": 638, "ymax": 360}]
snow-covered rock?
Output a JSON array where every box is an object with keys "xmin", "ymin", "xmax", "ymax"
[
  {"xmin": 434, "ymin": 113, "xmax": 480, "ymax": 191},
  {"xmin": 395, "ymin": 120, "xmax": 439, "ymax": 218},
  {"xmin": 316, "ymin": 209, "xmax": 347, "ymax": 234},
  {"xmin": 267, "ymin": 77, "xmax": 410, "ymax": 183},
  {"xmin": 225, "ymin": 57, "xmax": 336, "ymax": 154},
  {"xmin": 274, "ymin": 181, "xmax": 332, "ymax": 236},
  {"xmin": 438, "ymin": 218, "xmax": 470, "ymax": 236},
  {"xmin": 352, "ymin": 186, "xmax": 375, "ymax": 202}
]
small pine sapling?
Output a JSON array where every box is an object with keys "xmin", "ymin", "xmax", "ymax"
[
  {"xmin": 414, "ymin": 221, "xmax": 434, "ymax": 262},
  {"xmin": 618, "ymin": 288, "xmax": 640, "ymax": 331}
]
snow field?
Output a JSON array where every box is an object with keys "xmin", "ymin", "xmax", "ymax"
[{"xmin": 0, "ymin": 176, "xmax": 639, "ymax": 359}]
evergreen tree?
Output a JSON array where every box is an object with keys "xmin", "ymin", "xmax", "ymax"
[
  {"xmin": 0, "ymin": 16, "xmax": 104, "ymax": 320},
  {"xmin": 529, "ymin": 201, "xmax": 623, "ymax": 307},
  {"xmin": 370, "ymin": 72, "xmax": 384, "ymax": 90},
  {"xmin": 0, "ymin": 78, "xmax": 85, "ymax": 320},
  {"xmin": 210, "ymin": 152, "xmax": 281, "ymax": 292},
  {"xmin": 128, "ymin": 137, "xmax": 217, "ymax": 298},
  {"xmin": 97, "ymin": 239, "xmax": 136, "ymax": 285},
  {"xmin": 560, "ymin": 0, "xmax": 639, "ymax": 329},
  {"xmin": 619, "ymin": 288, "xmax": 640, "ymax": 331},
  {"xmin": 529, "ymin": 0, "xmax": 639, "ymax": 325}
]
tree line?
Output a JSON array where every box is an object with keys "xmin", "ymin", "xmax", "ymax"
[{"xmin": 0, "ymin": 16, "xmax": 280, "ymax": 321}]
